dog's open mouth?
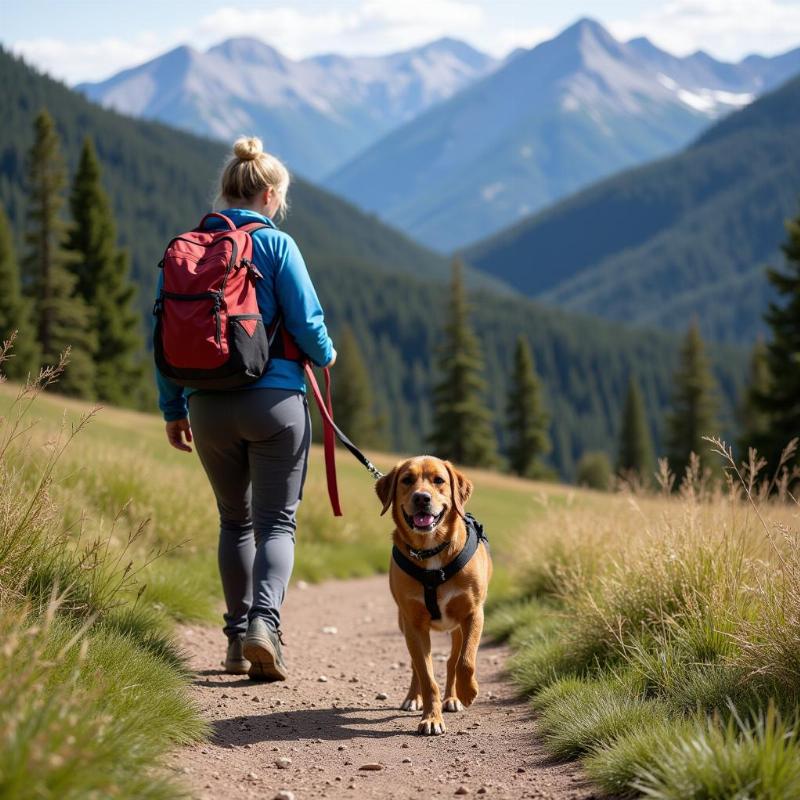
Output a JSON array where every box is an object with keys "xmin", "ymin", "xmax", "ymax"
[{"xmin": 402, "ymin": 508, "xmax": 445, "ymax": 532}]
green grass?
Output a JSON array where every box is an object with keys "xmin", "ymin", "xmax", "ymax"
[
  {"xmin": 633, "ymin": 706, "xmax": 800, "ymax": 800},
  {"xmin": 0, "ymin": 610, "xmax": 185, "ymax": 800},
  {"xmin": 534, "ymin": 673, "xmax": 671, "ymax": 760},
  {"xmin": 584, "ymin": 717, "xmax": 696, "ymax": 797}
]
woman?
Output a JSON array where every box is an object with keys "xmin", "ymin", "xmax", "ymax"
[{"xmin": 156, "ymin": 136, "xmax": 336, "ymax": 681}]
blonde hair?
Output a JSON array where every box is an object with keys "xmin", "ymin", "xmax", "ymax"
[{"xmin": 216, "ymin": 136, "xmax": 290, "ymax": 220}]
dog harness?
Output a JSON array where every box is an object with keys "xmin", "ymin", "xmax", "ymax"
[{"xmin": 391, "ymin": 513, "xmax": 489, "ymax": 621}]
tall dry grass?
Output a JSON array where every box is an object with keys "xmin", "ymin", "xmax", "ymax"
[
  {"xmin": 489, "ymin": 440, "xmax": 800, "ymax": 799},
  {"xmin": 0, "ymin": 337, "xmax": 205, "ymax": 800}
]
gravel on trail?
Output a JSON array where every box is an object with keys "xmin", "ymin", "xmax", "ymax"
[{"xmin": 172, "ymin": 575, "xmax": 599, "ymax": 800}]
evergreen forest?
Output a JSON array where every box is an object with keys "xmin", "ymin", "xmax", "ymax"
[{"xmin": 0, "ymin": 47, "xmax": 754, "ymax": 478}]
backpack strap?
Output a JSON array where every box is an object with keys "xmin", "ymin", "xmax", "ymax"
[
  {"xmin": 235, "ymin": 218, "xmax": 304, "ymax": 363},
  {"xmin": 196, "ymin": 212, "xmax": 237, "ymax": 231},
  {"xmin": 239, "ymin": 220, "xmax": 276, "ymax": 232}
]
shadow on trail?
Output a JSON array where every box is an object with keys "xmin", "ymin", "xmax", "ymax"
[
  {"xmin": 212, "ymin": 705, "xmax": 414, "ymax": 747},
  {"xmin": 192, "ymin": 668, "xmax": 252, "ymax": 688}
]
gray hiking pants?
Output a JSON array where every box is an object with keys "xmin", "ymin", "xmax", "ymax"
[{"xmin": 188, "ymin": 388, "xmax": 311, "ymax": 638}]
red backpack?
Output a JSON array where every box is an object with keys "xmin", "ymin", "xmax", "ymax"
[{"xmin": 153, "ymin": 212, "xmax": 298, "ymax": 389}]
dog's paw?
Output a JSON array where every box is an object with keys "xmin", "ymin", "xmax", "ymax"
[
  {"xmin": 401, "ymin": 695, "xmax": 423, "ymax": 712},
  {"xmin": 418, "ymin": 714, "xmax": 446, "ymax": 736},
  {"xmin": 443, "ymin": 697, "xmax": 464, "ymax": 712},
  {"xmin": 456, "ymin": 675, "xmax": 479, "ymax": 707}
]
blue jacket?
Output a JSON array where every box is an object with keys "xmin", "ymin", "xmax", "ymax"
[{"xmin": 155, "ymin": 208, "xmax": 334, "ymax": 421}]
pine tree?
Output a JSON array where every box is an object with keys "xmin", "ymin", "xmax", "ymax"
[
  {"xmin": 738, "ymin": 339, "xmax": 772, "ymax": 458},
  {"xmin": 506, "ymin": 335, "xmax": 550, "ymax": 477},
  {"xmin": 616, "ymin": 376, "xmax": 655, "ymax": 483},
  {"xmin": 0, "ymin": 206, "xmax": 39, "ymax": 378},
  {"xmin": 24, "ymin": 110, "xmax": 96, "ymax": 397},
  {"xmin": 332, "ymin": 324, "xmax": 386, "ymax": 449},
  {"xmin": 67, "ymin": 137, "xmax": 145, "ymax": 405},
  {"xmin": 429, "ymin": 260, "xmax": 498, "ymax": 467},
  {"xmin": 665, "ymin": 322, "xmax": 720, "ymax": 479},
  {"xmin": 752, "ymin": 209, "xmax": 800, "ymax": 471}
]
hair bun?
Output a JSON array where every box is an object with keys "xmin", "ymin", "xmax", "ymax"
[{"xmin": 233, "ymin": 136, "xmax": 263, "ymax": 161}]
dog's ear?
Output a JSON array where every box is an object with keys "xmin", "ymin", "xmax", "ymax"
[
  {"xmin": 445, "ymin": 461, "xmax": 473, "ymax": 519},
  {"xmin": 375, "ymin": 465, "xmax": 399, "ymax": 516}
]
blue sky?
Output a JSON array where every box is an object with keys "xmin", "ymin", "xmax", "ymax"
[{"xmin": 5, "ymin": 0, "xmax": 800, "ymax": 84}]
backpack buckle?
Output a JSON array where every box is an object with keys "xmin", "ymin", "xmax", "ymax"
[{"xmin": 238, "ymin": 258, "xmax": 263, "ymax": 280}]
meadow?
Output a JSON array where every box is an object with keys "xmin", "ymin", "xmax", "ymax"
[
  {"xmin": 0, "ymin": 349, "xmax": 571, "ymax": 798},
  {"xmin": 3, "ymin": 347, "xmax": 798, "ymax": 799}
]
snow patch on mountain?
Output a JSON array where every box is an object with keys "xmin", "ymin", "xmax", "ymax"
[{"xmin": 657, "ymin": 73, "xmax": 754, "ymax": 114}]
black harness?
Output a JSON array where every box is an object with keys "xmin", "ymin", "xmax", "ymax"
[{"xmin": 391, "ymin": 513, "xmax": 489, "ymax": 621}]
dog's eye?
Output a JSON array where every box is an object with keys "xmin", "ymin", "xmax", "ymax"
[
  {"xmin": 432, "ymin": 476, "xmax": 446, "ymax": 485},
  {"xmin": 400, "ymin": 475, "xmax": 415, "ymax": 485}
]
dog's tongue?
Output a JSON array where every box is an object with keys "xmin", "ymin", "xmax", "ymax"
[{"xmin": 413, "ymin": 512, "xmax": 435, "ymax": 528}]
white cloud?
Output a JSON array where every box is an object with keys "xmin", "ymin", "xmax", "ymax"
[
  {"xmin": 187, "ymin": 1, "xmax": 490, "ymax": 57},
  {"xmin": 609, "ymin": 0, "xmax": 800, "ymax": 60},
  {"xmin": 11, "ymin": 33, "xmax": 167, "ymax": 84},
  {"xmin": 9, "ymin": 0, "xmax": 800, "ymax": 85}
]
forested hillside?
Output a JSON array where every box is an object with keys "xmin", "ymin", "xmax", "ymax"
[
  {"xmin": 0, "ymin": 47, "xmax": 748, "ymax": 477},
  {"xmin": 464, "ymin": 74, "xmax": 800, "ymax": 344},
  {"xmin": 0, "ymin": 46, "xmax": 509, "ymax": 309}
]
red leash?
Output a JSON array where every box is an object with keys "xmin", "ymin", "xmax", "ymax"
[
  {"xmin": 303, "ymin": 362, "xmax": 385, "ymax": 516},
  {"xmin": 304, "ymin": 363, "xmax": 341, "ymax": 516}
]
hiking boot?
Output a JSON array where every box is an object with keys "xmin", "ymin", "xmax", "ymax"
[
  {"xmin": 243, "ymin": 617, "xmax": 287, "ymax": 682},
  {"xmin": 224, "ymin": 634, "xmax": 250, "ymax": 675}
]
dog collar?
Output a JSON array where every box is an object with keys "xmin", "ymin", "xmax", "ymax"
[
  {"xmin": 407, "ymin": 539, "xmax": 450, "ymax": 560},
  {"xmin": 392, "ymin": 514, "xmax": 489, "ymax": 620}
]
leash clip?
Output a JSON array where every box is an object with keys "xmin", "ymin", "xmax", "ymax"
[{"xmin": 366, "ymin": 460, "xmax": 384, "ymax": 480}]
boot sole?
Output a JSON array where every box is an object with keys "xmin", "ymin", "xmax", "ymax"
[
  {"xmin": 243, "ymin": 636, "xmax": 287, "ymax": 682},
  {"xmin": 224, "ymin": 660, "xmax": 250, "ymax": 675}
]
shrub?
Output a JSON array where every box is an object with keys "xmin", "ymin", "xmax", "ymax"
[{"xmin": 576, "ymin": 451, "xmax": 613, "ymax": 490}]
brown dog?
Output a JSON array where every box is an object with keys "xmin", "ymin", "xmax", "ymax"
[{"xmin": 376, "ymin": 456, "xmax": 491, "ymax": 735}]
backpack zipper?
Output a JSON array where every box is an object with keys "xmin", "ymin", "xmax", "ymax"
[{"xmin": 158, "ymin": 290, "xmax": 224, "ymax": 346}]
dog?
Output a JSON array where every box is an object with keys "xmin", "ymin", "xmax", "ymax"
[{"xmin": 376, "ymin": 456, "xmax": 491, "ymax": 735}]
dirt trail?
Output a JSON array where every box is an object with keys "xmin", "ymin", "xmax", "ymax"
[{"xmin": 173, "ymin": 576, "xmax": 597, "ymax": 800}]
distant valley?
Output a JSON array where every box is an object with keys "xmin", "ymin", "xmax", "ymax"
[{"xmin": 463, "ymin": 73, "xmax": 800, "ymax": 345}]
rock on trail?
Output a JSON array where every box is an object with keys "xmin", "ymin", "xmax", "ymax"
[{"xmin": 174, "ymin": 575, "xmax": 597, "ymax": 799}]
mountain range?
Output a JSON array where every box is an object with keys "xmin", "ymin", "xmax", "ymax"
[
  {"xmin": 463, "ymin": 73, "xmax": 800, "ymax": 344},
  {"xmin": 77, "ymin": 37, "xmax": 496, "ymax": 180},
  {"xmin": 0, "ymin": 46, "xmax": 747, "ymax": 476},
  {"xmin": 329, "ymin": 18, "xmax": 800, "ymax": 250},
  {"xmin": 76, "ymin": 18, "xmax": 800, "ymax": 255}
]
